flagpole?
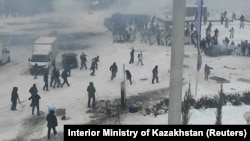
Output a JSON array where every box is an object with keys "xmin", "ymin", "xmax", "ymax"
[
  {"xmin": 194, "ymin": 0, "xmax": 203, "ymax": 99},
  {"xmin": 195, "ymin": 70, "xmax": 198, "ymax": 99}
]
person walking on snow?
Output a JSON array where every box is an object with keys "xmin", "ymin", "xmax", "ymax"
[
  {"xmin": 80, "ymin": 52, "xmax": 87, "ymax": 70},
  {"xmin": 33, "ymin": 63, "xmax": 38, "ymax": 79},
  {"xmin": 110, "ymin": 62, "xmax": 118, "ymax": 80},
  {"xmin": 137, "ymin": 51, "xmax": 143, "ymax": 65},
  {"xmin": 61, "ymin": 68, "xmax": 70, "ymax": 87},
  {"xmin": 229, "ymin": 27, "xmax": 234, "ymax": 39},
  {"xmin": 29, "ymin": 84, "xmax": 38, "ymax": 106},
  {"xmin": 90, "ymin": 60, "xmax": 97, "ymax": 76},
  {"xmin": 152, "ymin": 65, "xmax": 159, "ymax": 84},
  {"xmin": 46, "ymin": 110, "xmax": 58, "ymax": 139},
  {"xmin": 125, "ymin": 70, "xmax": 132, "ymax": 85},
  {"xmin": 43, "ymin": 70, "xmax": 49, "ymax": 91},
  {"xmin": 50, "ymin": 67, "xmax": 56, "ymax": 87},
  {"xmin": 11, "ymin": 87, "xmax": 20, "ymax": 111},
  {"xmin": 240, "ymin": 14, "xmax": 245, "ymax": 29},
  {"xmin": 204, "ymin": 64, "xmax": 213, "ymax": 81},
  {"xmin": 129, "ymin": 49, "xmax": 135, "ymax": 64},
  {"xmin": 87, "ymin": 82, "xmax": 96, "ymax": 108},
  {"xmin": 92, "ymin": 56, "xmax": 99, "ymax": 70},
  {"xmin": 53, "ymin": 69, "xmax": 61, "ymax": 88},
  {"xmin": 28, "ymin": 92, "xmax": 41, "ymax": 116}
]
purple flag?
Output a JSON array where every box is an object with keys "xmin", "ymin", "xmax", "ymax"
[{"xmin": 195, "ymin": 0, "xmax": 203, "ymax": 72}]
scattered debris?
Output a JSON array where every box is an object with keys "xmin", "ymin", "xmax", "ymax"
[
  {"xmin": 140, "ymin": 78, "xmax": 148, "ymax": 81},
  {"xmin": 61, "ymin": 116, "xmax": 70, "ymax": 120},
  {"xmin": 224, "ymin": 66, "xmax": 236, "ymax": 70},
  {"xmin": 237, "ymin": 78, "xmax": 250, "ymax": 83},
  {"xmin": 210, "ymin": 76, "xmax": 230, "ymax": 83},
  {"xmin": 55, "ymin": 108, "xmax": 66, "ymax": 116}
]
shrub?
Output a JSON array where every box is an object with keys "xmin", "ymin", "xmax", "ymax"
[{"xmin": 182, "ymin": 83, "xmax": 193, "ymax": 125}]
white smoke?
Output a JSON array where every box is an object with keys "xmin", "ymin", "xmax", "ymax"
[{"xmin": 52, "ymin": 0, "xmax": 85, "ymax": 14}]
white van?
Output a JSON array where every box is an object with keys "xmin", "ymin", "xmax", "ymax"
[{"xmin": 28, "ymin": 37, "xmax": 58, "ymax": 74}]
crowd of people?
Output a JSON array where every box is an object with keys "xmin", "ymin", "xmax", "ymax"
[{"xmin": 9, "ymin": 10, "xmax": 250, "ymax": 140}]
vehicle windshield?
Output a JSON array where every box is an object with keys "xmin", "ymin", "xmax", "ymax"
[{"xmin": 31, "ymin": 55, "xmax": 48, "ymax": 62}]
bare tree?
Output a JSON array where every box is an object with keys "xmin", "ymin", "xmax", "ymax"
[
  {"xmin": 215, "ymin": 83, "xmax": 224, "ymax": 125},
  {"xmin": 182, "ymin": 83, "xmax": 193, "ymax": 125}
]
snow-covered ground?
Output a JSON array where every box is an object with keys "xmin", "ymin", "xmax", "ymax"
[{"xmin": 1, "ymin": 1, "xmax": 250, "ymax": 141}]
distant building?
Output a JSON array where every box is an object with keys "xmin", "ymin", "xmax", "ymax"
[{"xmin": 186, "ymin": 6, "xmax": 208, "ymax": 17}]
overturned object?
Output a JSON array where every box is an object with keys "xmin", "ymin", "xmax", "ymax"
[
  {"xmin": 55, "ymin": 108, "xmax": 66, "ymax": 116},
  {"xmin": 209, "ymin": 76, "xmax": 230, "ymax": 83},
  {"xmin": 204, "ymin": 45, "xmax": 233, "ymax": 57}
]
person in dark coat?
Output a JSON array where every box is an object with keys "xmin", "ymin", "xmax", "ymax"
[
  {"xmin": 90, "ymin": 61, "xmax": 97, "ymax": 76},
  {"xmin": 125, "ymin": 70, "xmax": 132, "ymax": 85},
  {"xmin": 232, "ymin": 12, "xmax": 236, "ymax": 22},
  {"xmin": 229, "ymin": 27, "xmax": 234, "ymax": 39},
  {"xmin": 46, "ymin": 110, "xmax": 58, "ymax": 139},
  {"xmin": 28, "ymin": 92, "xmax": 41, "ymax": 116},
  {"xmin": 190, "ymin": 22, "xmax": 194, "ymax": 32},
  {"xmin": 64, "ymin": 63, "xmax": 71, "ymax": 77},
  {"xmin": 80, "ymin": 52, "xmax": 87, "ymax": 70},
  {"xmin": 87, "ymin": 82, "xmax": 96, "ymax": 108},
  {"xmin": 53, "ymin": 69, "xmax": 61, "ymax": 88},
  {"xmin": 11, "ymin": 87, "xmax": 20, "ymax": 110},
  {"xmin": 29, "ymin": 84, "xmax": 38, "ymax": 106},
  {"xmin": 43, "ymin": 70, "xmax": 49, "ymax": 91},
  {"xmin": 152, "ymin": 65, "xmax": 159, "ymax": 84},
  {"xmin": 214, "ymin": 28, "xmax": 219, "ymax": 39},
  {"xmin": 33, "ymin": 63, "xmax": 39, "ymax": 79},
  {"xmin": 29, "ymin": 84, "xmax": 38, "ymax": 96},
  {"xmin": 61, "ymin": 68, "xmax": 70, "ymax": 87},
  {"xmin": 208, "ymin": 21, "xmax": 212, "ymax": 30},
  {"xmin": 110, "ymin": 62, "xmax": 118, "ymax": 80},
  {"xmin": 204, "ymin": 64, "xmax": 213, "ymax": 81},
  {"xmin": 92, "ymin": 56, "xmax": 99, "ymax": 70},
  {"xmin": 129, "ymin": 49, "xmax": 135, "ymax": 64},
  {"xmin": 225, "ymin": 18, "xmax": 229, "ymax": 28},
  {"xmin": 240, "ymin": 14, "xmax": 245, "ymax": 29},
  {"xmin": 220, "ymin": 14, "xmax": 224, "ymax": 25},
  {"xmin": 50, "ymin": 67, "xmax": 56, "ymax": 87}
]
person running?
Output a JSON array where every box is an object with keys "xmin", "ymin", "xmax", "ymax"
[
  {"xmin": 110, "ymin": 62, "xmax": 118, "ymax": 80},
  {"xmin": 80, "ymin": 52, "xmax": 87, "ymax": 70},
  {"xmin": 61, "ymin": 68, "xmax": 70, "ymax": 87},
  {"xmin": 204, "ymin": 64, "xmax": 213, "ymax": 81}
]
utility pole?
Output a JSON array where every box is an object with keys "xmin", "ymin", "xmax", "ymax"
[{"xmin": 168, "ymin": 0, "xmax": 186, "ymax": 124}]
